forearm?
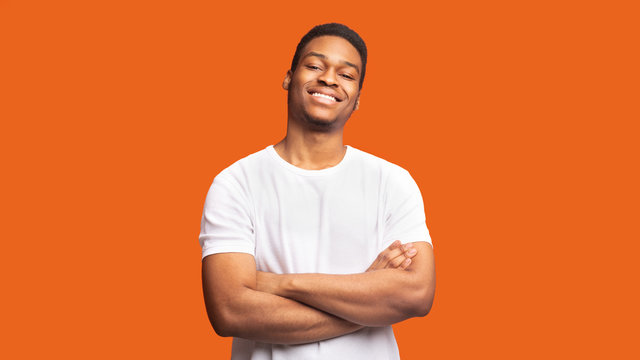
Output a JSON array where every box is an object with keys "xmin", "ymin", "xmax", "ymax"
[
  {"xmin": 202, "ymin": 253, "xmax": 363, "ymax": 345},
  {"xmin": 261, "ymin": 268, "xmax": 433, "ymax": 327},
  {"xmin": 211, "ymin": 286, "xmax": 363, "ymax": 344},
  {"xmin": 287, "ymin": 270, "xmax": 426, "ymax": 326}
]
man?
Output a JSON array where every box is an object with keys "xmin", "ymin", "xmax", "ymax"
[{"xmin": 199, "ymin": 23, "xmax": 435, "ymax": 359}]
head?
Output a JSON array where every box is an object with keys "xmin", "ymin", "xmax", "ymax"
[
  {"xmin": 290, "ymin": 23, "xmax": 367, "ymax": 90},
  {"xmin": 284, "ymin": 24, "xmax": 367, "ymax": 131}
]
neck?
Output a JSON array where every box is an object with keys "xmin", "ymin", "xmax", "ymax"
[{"xmin": 274, "ymin": 118, "xmax": 346, "ymax": 170}]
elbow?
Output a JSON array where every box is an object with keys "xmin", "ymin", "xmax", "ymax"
[
  {"xmin": 207, "ymin": 307, "xmax": 238, "ymax": 338},
  {"xmin": 204, "ymin": 286, "xmax": 256, "ymax": 338},
  {"xmin": 211, "ymin": 319, "xmax": 233, "ymax": 338},
  {"xmin": 409, "ymin": 285, "xmax": 435, "ymax": 318},
  {"xmin": 412, "ymin": 296, "xmax": 433, "ymax": 318}
]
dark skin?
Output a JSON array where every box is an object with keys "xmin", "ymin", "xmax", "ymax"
[
  {"xmin": 275, "ymin": 35, "xmax": 362, "ymax": 170},
  {"xmin": 284, "ymin": 42, "xmax": 361, "ymax": 131},
  {"xmin": 202, "ymin": 35, "xmax": 435, "ymax": 343},
  {"xmin": 202, "ymin": 241, "xmax": 420, "ymax": 344}
]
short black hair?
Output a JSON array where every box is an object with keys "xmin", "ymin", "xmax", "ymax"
[{"xmin": 290, "ymin": 23, "xmax": 368, "ymax": 89}]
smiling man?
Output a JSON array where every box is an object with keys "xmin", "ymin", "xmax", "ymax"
[{"xmin": 199, "ymin": 23, "xmax": 435, "ymax": 360}]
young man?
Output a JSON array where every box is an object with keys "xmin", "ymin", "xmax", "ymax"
[{"xmin": 200, "ymin": 23, "xmax": 435, "ymax": 360}]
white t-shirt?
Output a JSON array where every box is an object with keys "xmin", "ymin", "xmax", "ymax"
[{"xmin": 200, "ymin": 145, "xmax": 431, "ymax": 360}]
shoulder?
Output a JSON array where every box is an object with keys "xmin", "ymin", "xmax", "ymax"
[
  {"xmin": 347, "ymin": 146, "xmax": 413, "ymax": 181},
  {"xmin": 203, "ymin": 147, "xmax": 272, "ymax": 212},
  {"xmin": 213, "ymin": 146, "xmax": 271, "ymax": 186}
]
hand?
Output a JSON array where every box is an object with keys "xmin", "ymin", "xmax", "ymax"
[
  {"xmin": 256, "ymin": 241, "xmax": 418, "ymax": 295},
  {"xmin": 366, "ymin": 240, "xmax": 417, "ymax": 272}
]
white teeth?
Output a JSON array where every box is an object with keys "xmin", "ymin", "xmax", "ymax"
[{"xmin": 312, "ymin": 92, "xmax": 337, "ymax": 101}]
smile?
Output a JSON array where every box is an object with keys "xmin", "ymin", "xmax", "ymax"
[
  {"xmin": 312, "ymin": 93, "xmax": 338, "ymax": 102},
  {"xmin": 308, "ymin": 90, "xmax": 343, "ymax": 103}
]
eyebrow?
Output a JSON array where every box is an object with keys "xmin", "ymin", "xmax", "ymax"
[{"xmin": 303, "ymin": 51, "xmax": 360, "ymax": 74}]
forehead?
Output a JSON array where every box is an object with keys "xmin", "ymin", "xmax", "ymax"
[{"xmin": 300, "ymin": 36, "xmax": 362, "ymax": 69}]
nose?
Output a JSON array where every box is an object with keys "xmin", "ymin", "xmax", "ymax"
[{"xmin": 318, "ymin": 68, "xmax": 338, "ymax": 86}]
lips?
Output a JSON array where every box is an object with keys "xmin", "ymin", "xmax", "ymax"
[{"xmin": 307, "ymin": 88, "xmax": 343, "ymax": 102}]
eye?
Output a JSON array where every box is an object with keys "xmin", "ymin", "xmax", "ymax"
[
  {"xmin": 306, "ymin": 65, "xmax": 322, "ymax": 71},
  {"xmin": 340, "ymin": 73, "xmax": 355, "ymax": 80}
]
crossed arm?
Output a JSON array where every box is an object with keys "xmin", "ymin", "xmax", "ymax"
[{"xmin": 201, "ymin": 241, "xmax": 435, "ymax": 345}]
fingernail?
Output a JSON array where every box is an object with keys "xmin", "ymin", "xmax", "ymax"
[
  {"xmin": 407, "ymin": 249, "xmax": 417, "ymax": 255},
  {"xmin": 405, "ymin": 243, "xmax": 413, "ymax": 249}
]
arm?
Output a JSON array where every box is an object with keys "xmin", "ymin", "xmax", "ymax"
[
  {"xmin": 257, "ymin": 241, "xmax": 435, "ymax": 327},
  {"xmin": 202, "ymin": 241, "xmax": 417, "ymax": 344},
  {"xmin": 202, "ymin": 252, "xmax": 362, "ymax": 345},
  {"xmin": 200, "ymin": 174, "xmax": 357, "ymax": 344}
]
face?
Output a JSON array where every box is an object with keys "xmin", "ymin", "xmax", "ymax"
[{"xmin": 283, "ymin": 36, "xmax": 362, "ymax": 131}]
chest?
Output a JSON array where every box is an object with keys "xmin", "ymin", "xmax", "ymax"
[{"xmin": 251, "ymin": 172, "xmax": 384, "ymax": 274}]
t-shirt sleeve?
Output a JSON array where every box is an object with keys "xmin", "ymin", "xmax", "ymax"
[
  {"xmin": 382, "ymin": 168, "xmax": 432, "ymax": 250},
  {"xmin": 199, "ymin": 173, "xmax": 255, "ymax": 259}
]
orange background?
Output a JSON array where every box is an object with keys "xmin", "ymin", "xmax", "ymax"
[{"xmin": 1, "ymin": 0, "xmax": 638, "ymax": 358}]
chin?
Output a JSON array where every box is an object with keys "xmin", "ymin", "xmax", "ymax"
[{"xmin": 303, "ymin": 113, "xmax": 340, "ymax": 131}]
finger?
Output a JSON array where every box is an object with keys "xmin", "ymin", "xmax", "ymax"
[
  {"xmin": 398, "ymin": 258, "xmax": 412, "ymax": 270},
  {"xmin": 385, "ymin": 242, "xmax": 419, "ymax": 269},
  {"xmin": 377, "ymin": 241, "xmax": 401, "ymax": 263},
  {"xmin": 387, "ymin": 254, "xmax": 409, "ymax": 269},
  {"xmin": 368, "ymin": 241, "xmax": 405, "ymax": 271},
  {"xmin": 383, "ymin": 242, "xmax": 419, "ymax": 269},
  {"xmin": 368, "ymin": 241, "xmax": 398, "ymax": 271},
  {"xmin": 403, "ymin": 242, "xmax": 417, "ymax": 257},
  {"xmin": 379, "ymin": 247, "xmax": 406, "ymax": 268}
]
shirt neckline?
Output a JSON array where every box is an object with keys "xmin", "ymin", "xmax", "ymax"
[{"xmin": 266, "ymin": 145, "xmax": 352, "ymax": 177}]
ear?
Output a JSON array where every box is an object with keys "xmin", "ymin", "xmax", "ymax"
[
  {"xmin": 354, "ymin": 95, "xmax": 360, "ymax": 111},
  {"xmin": 282, "ymin": 70, "xmax": 292, "ymax": 90}
]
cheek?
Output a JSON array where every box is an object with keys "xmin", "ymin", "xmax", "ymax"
[
  {"xmin": 343, "ymin": 82, "xmax": 359, "ymax": 95},
  {"xmin": 347, "ymin": 89, "xmax": 360, "ymax": 103}
]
